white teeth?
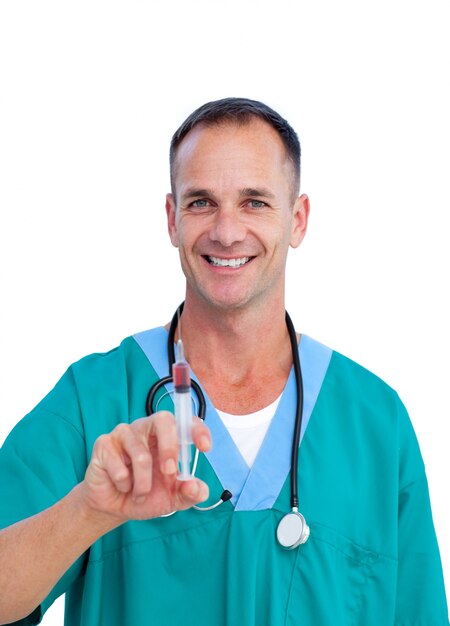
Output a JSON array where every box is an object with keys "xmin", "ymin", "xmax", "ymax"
[{"xmin": 208, "ymin": 256, "xmax": 250, "ymax": 267}]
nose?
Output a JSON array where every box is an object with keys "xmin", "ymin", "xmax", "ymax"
[{"xmin": 209, "ymin": 207, "xmax": 246, "ymax": 247}]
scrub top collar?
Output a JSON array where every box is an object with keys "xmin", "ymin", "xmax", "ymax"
[{"xmin": 133, "ymin": 327, "xmax": 332, "ymax": 512}]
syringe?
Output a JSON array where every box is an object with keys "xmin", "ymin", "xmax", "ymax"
[{"xmin": 172, "ymin": 338, "xmax": 193, "ymax": 480}]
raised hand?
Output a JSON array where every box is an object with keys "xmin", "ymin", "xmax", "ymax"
[{"xmin": 82, "ymin": 411, "xmax": 211, "ymax": 523}]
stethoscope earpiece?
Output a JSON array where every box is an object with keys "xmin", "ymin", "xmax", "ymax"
[{"xmin": 193, "ymin": 489, "xmax": 233, "ymax": 511}]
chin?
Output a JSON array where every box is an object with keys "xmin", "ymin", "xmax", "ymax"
[{"xmin": 197, "ymin": 289, "xmax": 260, "ymax": 312}]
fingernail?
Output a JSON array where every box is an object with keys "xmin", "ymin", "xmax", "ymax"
[
  {"xmin": 164, "ymin": 459, "xmax": 177, "ymax": 474},
  {"xmin": 199, "ymin": 436, "xmax": 210, "ymax": 450},
  {"xmin": 187, "ymin": 483, "xmax": 200, "ymax": 498}
]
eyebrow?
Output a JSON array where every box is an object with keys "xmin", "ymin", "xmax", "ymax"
[
  {"xmin": 181, "ymin": 187, "xmax": 276, "ymax": 201},
  {"xmin": 239, "ymin": 187, "xmax": 276, "ymax": 200},
  {"xmin": 181, "ymin": 188, "xmax": 216, "ymax": 202}
]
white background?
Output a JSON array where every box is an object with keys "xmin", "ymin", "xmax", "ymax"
[{"xmin": 0, "ymin": 1, "xmax": 448, "ymax": 622}]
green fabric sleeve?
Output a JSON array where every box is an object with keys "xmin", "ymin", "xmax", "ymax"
[
  {"xmin": 394, "ymin": 397, "xmax": 448, "ymax": 624},
  {"xmin": 0, "ymin": 369, "xmax": 89, "ymax": 624}
]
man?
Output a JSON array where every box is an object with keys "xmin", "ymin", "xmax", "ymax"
[{"xmin": 0, "ymin": 98, "xmax": 447, "ymax": 625}]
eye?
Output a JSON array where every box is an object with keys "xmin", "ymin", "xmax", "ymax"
[
  {"xmin": 248, "ymin": 200, "xmax": 266, "ymax": 209},
  {"xmin": 191, "ymin": 199, "xmax": 210, "ymax": 208}
]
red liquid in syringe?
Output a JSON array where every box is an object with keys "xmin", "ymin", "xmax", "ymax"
[{"xmin": 173, "ymin": 360, "xmax": 191, "ymax": 392}]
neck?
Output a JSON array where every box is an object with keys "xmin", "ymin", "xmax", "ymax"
[{"xmin": 177, "ymin": 295, "xmax": 293, "ymax": 388}]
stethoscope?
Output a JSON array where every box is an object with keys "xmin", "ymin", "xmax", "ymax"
[{"xmin": 146, "ymin": 303, "xmax": 310, "ymax": 550}]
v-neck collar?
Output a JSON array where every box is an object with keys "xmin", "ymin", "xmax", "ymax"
[{"xmin": 133, "ymin": 327, "xmax": 332, "ymax": 511}]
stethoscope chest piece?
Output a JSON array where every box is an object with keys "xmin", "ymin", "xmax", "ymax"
[{"xmin": 276, "ymin": 511, "xmax": 310, "ymax": 550}]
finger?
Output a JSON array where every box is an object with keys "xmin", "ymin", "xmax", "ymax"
[
  {"xmin": 174, "ymin": 478, "xmax": 209, "ymax": 510},
  {"xmin": 191, "ymin": 418, "xmax": 212, "ymax": 452},
  {"xmin": 91, "ymin": 434, "xmax": 133, "ymax": 494},
  {"xmin": 112, "ymin": 424, "xmax": 153, "ymax": 499},
  {"xmin": 143, "ymin": 412, "xmax": 179, "ymax": 476}
]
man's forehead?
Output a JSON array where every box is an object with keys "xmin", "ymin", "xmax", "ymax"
[
  {"xmin": 171, "ymin": 118, "xmax": 299, "ymax": 201},
  {"xmin": 173, "ymin": 119, "xmax": 290, "ymax": 177}
]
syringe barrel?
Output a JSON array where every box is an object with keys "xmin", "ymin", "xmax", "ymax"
[
  {"xmin": 173, "ymin": 389, "xmax": 193, "ymax": 480},
  {"xmin": 172, "ymin": 358, "xmax": 193, "ymax": 480},
  {"xmin": 173, "ymin": 389, "xmax": 193, "ymax": 445}
]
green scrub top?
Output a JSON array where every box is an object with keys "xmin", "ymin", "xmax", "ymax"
[{"xmin": 0, "ymin": 329, "xmax": 447, "ymax": 625}]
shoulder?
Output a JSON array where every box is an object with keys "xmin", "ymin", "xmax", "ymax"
[
  {"xmin": 307, "ymin": 336, "xmax": 425, "ymax": 482},
  {"xmin": 31, "ymin": 330, "xmax": 163, "ymax": 420},
  {"xmin": 68, "ymin": 328, "xmax": 165, "ymax": 387},
  {"xmin": 5, "ymin": 329, "xmax": 166, "ymax": 450},
  {"xmin": 303, "ymin": 334, "xmax": 398, "ymax": 403},
  {"xmin": 305, "ymin": 335, "xmax": 410, "ymax": 434},
  {"xmin": 330, "ymin": 347, "xmax": 396, "ymax": 396}
]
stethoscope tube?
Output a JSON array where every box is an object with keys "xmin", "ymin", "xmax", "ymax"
[
  {"xmin": 285, "ymin": 311, "xmax": 303, "ymax": 511},
  {"xmin": 276, "ymin": 313, "xmax": 310, "ymax": 550}
]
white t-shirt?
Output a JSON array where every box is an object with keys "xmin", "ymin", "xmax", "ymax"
[{"xmin": 216, "ymin": 395, "xmax": 282, "ymax": 467}]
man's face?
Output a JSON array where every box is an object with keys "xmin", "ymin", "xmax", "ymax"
[{"xmin": 166, "ymin": 119, "xmax": 309, "ymax": 311}]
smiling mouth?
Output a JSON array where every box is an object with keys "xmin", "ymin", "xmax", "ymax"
[{"xmin": 204, "ymin": 255, "xmax": 253, "ymax": 268}]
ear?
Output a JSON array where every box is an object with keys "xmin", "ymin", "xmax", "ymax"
[
  {"xmin": 290, "ymin": 194, "xmax": 310, "ymax": 248},
  {"xmin": 166, "ymin": 193, "xmax": 179, "ymax": 247}
]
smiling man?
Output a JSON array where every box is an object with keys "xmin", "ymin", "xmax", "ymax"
[
  {"xmin": 166, "ymin": 117, "xmax": 308, "ymax": 316},
  {"xmin": 0, "ymin": 98, "xmax": 447, "ymax": 625}
]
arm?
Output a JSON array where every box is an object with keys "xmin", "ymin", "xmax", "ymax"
[
  {"xmin": 0, "ymin": 412, "xmax": 210, "ymax": 624},
  {"xmin": 394, "ymin": 398, "xmax": 448, "ymax": 624},
  {"xmin": 394, "ymin": 475, "xmax": 448, "ymax": 624}
]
